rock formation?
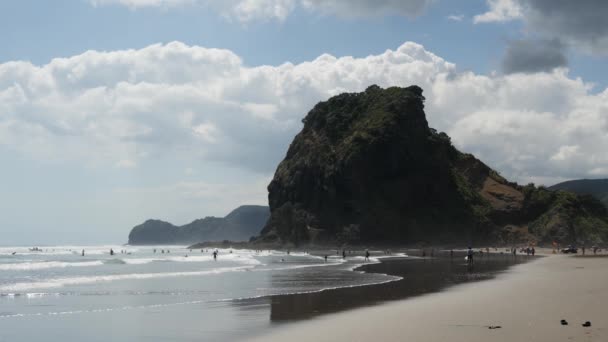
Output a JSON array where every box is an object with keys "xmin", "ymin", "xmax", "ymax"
[{"xmin": 258, "ymin": 85, "xmax": 608, "ymax": 246}]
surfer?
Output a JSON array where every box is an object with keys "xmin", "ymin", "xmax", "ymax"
[
  {"xmin": 324, "ymin": 255, "xmax": 328, "ymax": 262},
  {"xmin": 342, "ymin": 249, "xmax": 346, "ymax": 259},
  {"xmin": 213, "ymin": 250, "xmax": 218, "ymax": 260},
  {"xmin": 82, "ymin": 249, "xmax": 85, "ymax": 257},
  {"xmin": 110, "ymin": 248, "xmax": 114, "ymax": 256},
  {"xmin": 364, "ymin": 250, "xmax": 370, "ymax": 261}
]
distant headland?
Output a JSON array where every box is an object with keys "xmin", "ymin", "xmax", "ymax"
[{"xmin": 127, "ymin": 205, "xmax": 269, "ymax": 245}]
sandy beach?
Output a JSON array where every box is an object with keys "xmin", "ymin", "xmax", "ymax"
[{"xmin": 249, "ymin": 254, "xmax": 608, "ymax": 342}]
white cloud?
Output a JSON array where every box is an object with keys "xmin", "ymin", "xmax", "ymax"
[
  {"xmin": 89, "ymin": 0, "xmax": 433, "ymax": 22},
  {"xmin": 473, "ymin": 0, "xmax": 522, "ymax": 23},
  {"xmin": 90, "ymin": 0, "xmax": 196, "ymax": 9},
  {"xmin": 1, "ymin": 40, "xmax": 607, "ymax": 185},
  {"xmin": 550, "ymin": 145, "xmax": 580, "ymax": 162},
  {"xmin": 90, "ymin": 0, "xmax": 296, "ymax": 22},
  {"xmin": 300, "ymin": 0, "xmax": 434, "ymax": 18},
  {"xmin": 115, "ymin": 159, "xmax": 138, "ymax": 169},
  {"xmin": 447, "ymin": 14, "xmax": 464, "ymax": 22}
]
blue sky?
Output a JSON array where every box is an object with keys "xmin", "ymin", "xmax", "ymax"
[{"xmin": 1, "ymin": 0, "xmax": 607, "ymax": 245}]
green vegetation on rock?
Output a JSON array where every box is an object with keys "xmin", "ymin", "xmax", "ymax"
[
  {"xmin": 257, "ymin": 85, "xmax": 608, "ymax": 246},
  {"xmin": 549, "ymin": 179, "xmax": 608, "ymax": 208}
]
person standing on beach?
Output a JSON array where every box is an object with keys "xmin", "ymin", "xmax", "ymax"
[
  {"xmin": 365, "ymin": 250, "xmax": 370, "ymax": 261},
  {"xmin": 467, "ymin": 247, "xmax": 474, "ymax": 265}
]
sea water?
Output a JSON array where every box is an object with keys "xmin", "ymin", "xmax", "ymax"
[{"xmin": 0, "ymin": 245, "xmax": 400, "ymax": 341}]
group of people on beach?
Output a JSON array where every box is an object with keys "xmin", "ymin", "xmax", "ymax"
[{"xmin": 152, "ymin": 249, "xmax": 170, "ymax": 254}]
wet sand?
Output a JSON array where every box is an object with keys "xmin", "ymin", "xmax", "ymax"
[
  {"xmin": 235, "ymin": 251, "xmax": 530, "ymax": 322},
  {"xmin": 248, "ymin": 254, "xmax": 607, "ymax": 342}
]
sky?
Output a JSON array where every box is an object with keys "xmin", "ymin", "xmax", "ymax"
[{"xmin": 1, "ymin": 0, "xmax": 607, "ymax": 245}]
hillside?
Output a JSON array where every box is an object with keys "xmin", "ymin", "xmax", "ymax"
[
  {"xmin": 257, "ymin": 85, "xmax": 608, "ymax": 246},
  {"xmin": 549, "ymin": 179, "xmax": 608, "ymax": 207},
  {"xmin": 128, "ymin": 205, "xmax": 269, "ymax": 245}
]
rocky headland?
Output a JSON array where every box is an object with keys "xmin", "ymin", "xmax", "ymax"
[{"xmin": 256, "ymin": 85, "xmax": 608, "ymax": 246}]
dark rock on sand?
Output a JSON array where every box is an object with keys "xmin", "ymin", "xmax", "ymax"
[{"xmin": 256, "ymin": 85, "xmax": 608, "ymax": 246}]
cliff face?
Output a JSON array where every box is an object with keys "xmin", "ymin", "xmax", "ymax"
[
  {"xmin": 258, "ymin": 85, "xmax": 608, "ymax": 246},
  {"xmin": 128, "ymin": 205, "xmax": 269, "ymax": 245}
]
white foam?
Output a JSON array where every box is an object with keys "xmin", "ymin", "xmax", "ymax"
[
  {"xmin": 0, "ymin": 266, "xmax": 253, "ymax": 293},
  {"xmin": 0, "ymin": 299, "xmax": 211, "ymax": 319},
  {"xmin": 0, "ymin": 260, "xmax": 104, "ymax": 271}
]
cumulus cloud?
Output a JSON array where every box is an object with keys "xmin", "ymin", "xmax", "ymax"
[
  {"xmin": 89, "ymin": 0, "xmax": 433, "ymax": 21},
  {"xmin": 502, "ymin": 38, "xmax": 568, "ymax": 74},
  {"xmin": 476, "ymin": 0, "xmax": 608, "ymax": 55},
  {"xmin": 1, "ymin": 41, "xmax": 607, "ymax": 185},
  {"xmin": 473, "ymin": 0, "xmax": 522, "ymax": 23}
]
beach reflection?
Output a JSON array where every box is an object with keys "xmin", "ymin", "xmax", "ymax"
[{"xmin": 235, "ymin": 252, "xmax": 532, "ymax": 322}]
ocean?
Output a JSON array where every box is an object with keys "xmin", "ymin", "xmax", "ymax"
[{"xmin": 0, "ymin": 245, "xmax": 401, "ymax": 341}]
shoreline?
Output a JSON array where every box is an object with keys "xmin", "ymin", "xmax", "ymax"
[
  {"xmin": 236, "ymin": 251, "xmax": 532, "ymax": 325},
  {"xmin": 247, "ymin": 254, "xmax": 607, "ymax": 342}
]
